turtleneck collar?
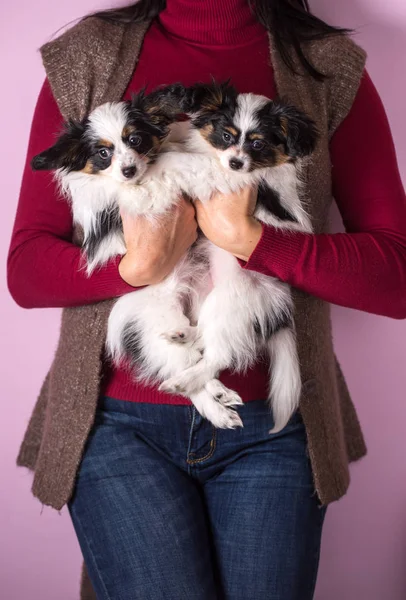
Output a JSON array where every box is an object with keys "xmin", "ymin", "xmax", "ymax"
[{"xmin": 158, "ymin": 0, "xmax": 266, "ymax": 47}]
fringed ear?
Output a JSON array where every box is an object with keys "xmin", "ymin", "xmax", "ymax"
[
  {"xmin": 270, "ymin": 102, "xmax": 318, "ymax": 158},
  {"xmin": 128, "ymin": 87, "xmax": 148, "ymax": 115},
  {"xmin": 129, "ymin": 84, "xmax": 185, "ymax": 131},
  {"xmin": 145, "ymin": 83, "xmax": 186, "ymax": 119},
  {"xmin": 181, "ymin": 79, "xmax": 238, "ymax": 116},
  {"xmin": 31, "ymin": 120, "xmax": 88, "ymax": 171}
]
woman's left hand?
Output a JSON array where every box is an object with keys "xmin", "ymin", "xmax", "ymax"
[{"xmin": 194, "ymin": 186, "xmax": 263, "ymax": 262}]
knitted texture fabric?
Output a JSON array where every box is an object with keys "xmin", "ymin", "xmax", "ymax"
[{"xmin": 17, "ymin": 18, "xmax": 367, "ymax": 509}]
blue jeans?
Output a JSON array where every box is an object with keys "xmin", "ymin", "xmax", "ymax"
[{"xmin": 69, "ymin": 397, "xmax": 326, "ymax": 600}]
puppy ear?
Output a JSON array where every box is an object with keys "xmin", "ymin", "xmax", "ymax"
[
  {"xmin": 182, "ymin": 79, "xmax": 237, "ymax": 116},
  {"xmin": 31, "ymin": 120, "xmax": 88, "ymax": 171},
  {"xmin": 272, "ymin": 103, "xmax": 318, "ymax": 158},
  {"xmin": 129, "ymin": 85, "xmax": 184, "ymax": 130},
  {"xmin": 146, "ymin": 83, "xmax": 186, "ymax": 117}
]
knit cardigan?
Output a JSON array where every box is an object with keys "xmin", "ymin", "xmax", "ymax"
[{"xmin": 18, "ymin": 17, "xmax": 367, "ymax": 509}]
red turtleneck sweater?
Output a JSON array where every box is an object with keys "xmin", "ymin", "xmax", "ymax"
[{"xmin": 8, "ymin": 0, "xmax": 406, "ymax": 404}]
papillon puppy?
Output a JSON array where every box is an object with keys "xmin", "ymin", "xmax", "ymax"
[
  {"xmin": 31, "ymin": 91, "xmax": 183, "ymax": 273},
  {"xmin": 150, "ymin": 81, "xmax": 318, "ymax": 433},
  {"xmin": 31, "ymin": 90, "xmax": 244, "ymax": 430}
]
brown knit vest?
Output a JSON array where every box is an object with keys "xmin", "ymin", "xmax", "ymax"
[{"xmin": 18, "ymin": 17, "xmax": 367, "ymax": 510}]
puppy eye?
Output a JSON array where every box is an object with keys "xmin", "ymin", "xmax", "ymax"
[
  {"xmin": 251, "ymin": 140, "xmax": 265, "ymax": 151},
  {"xmin": 222, "ymin": 132, "xmax": 233, "ymax": 144},
  {"xmin": 98, "ymin": 148, "xmax": 112, "ymax": 159},
  {"xmin": 129, "ymin": 134, "xmax": 142, "ymax": 148}
]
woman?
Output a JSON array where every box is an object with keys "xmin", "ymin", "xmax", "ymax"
[{"xmin": 8, "ymin": 0, "xmax": 406, "ymax": 599}]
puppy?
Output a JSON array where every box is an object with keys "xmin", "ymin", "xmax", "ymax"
[
  {"xmin": 150, "ymin": 81, "xmax": 318, "ymax": 432},
  {"xmin": 31, "ymin": 92, "xmax": 183, "ymax": 273},
  {"xmin": 31, "ymin": 91, "xmax": 244, "ymax": 430}
]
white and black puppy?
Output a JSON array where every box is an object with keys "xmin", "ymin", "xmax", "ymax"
[
  {"xmin": 31, "ymin": 91, "xmax": 244, "ymax": 430},
  {"xmin": 31, "ymin": 92, "xmax": 182, "ymax": 273},
  {"xmin": 150, "ymin": 81, "xmax": 318, "ymax": 433}
]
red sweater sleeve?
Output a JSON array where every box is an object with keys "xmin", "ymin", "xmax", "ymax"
[
  {"xmin": 244, "ymin": 70, "xmax": 406, "ymax": 319},
  {"xmin": 7, "ymin": 80, "xmax": 134, "ymax": 309}
]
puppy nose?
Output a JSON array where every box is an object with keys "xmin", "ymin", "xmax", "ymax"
[
  {"xmin": 122, "ymin": 165, "xmax": 137, "ymax": 179},
  {"xmin": 229, "ymin": 158, "xmax": 244, "ymax": 171}
]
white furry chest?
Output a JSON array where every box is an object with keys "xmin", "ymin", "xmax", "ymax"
[
  {"xmin": 60, "ymin": 172, "xmax": 118, "ymax": 232},
  {"xmin": 118, "ymin": 179, "xmax": 178, "ymax": 217},
  {"xmin": 208, "ymin": 242, "xmax": 291, "ymax": 311},
  {"xmin": 208, "ymin": 245, "xmax": 241, "ymax": 284}
]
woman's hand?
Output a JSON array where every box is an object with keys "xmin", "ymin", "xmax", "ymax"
[
  {"xmin": 194, "ymin": 186, "xmax": 263, "ymax": 261},
  {"xmin": 119, "ymin": 197, "xmax": 198, "ymax": 286}
]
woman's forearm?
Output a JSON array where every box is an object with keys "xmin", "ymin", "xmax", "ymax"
[
  {"xmin": 242, "ymin": 226, "xmax": 406, "ymax": 318},
  {"xmin": 7, "ymin": 233, "xmax": 133, "ymax": 309}
]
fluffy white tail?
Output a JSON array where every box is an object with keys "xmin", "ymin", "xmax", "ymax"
[{"xmin": 267, "ymin": 327, "xmax": 302, "ymax": 433}]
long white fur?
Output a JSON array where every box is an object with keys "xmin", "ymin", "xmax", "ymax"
[
  {"xmin": 58, "ymin": 173, "xmax": 127, "ymax": 273},
  {"xmin": 57, "ymin": 95, "xmax": 312, "ymax": 432}
]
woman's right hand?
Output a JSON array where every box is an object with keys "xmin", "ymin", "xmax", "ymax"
[{"xmin": 118, "ymin": 197, "xmax": 198, "ymax": 287}]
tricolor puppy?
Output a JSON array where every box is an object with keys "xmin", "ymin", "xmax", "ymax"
[
  {"xmin": 150, "ymin": 81, "xmax": 319, "ymax": 433},
  {"xmin": 31, "ymin": 91, "xmax": 182, "ymax": 273},
  {"xmin": 31, "ymin": 90, "xmax": 244, "ymax": 430}
]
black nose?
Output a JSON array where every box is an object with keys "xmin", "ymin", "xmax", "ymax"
[
  {"xmin": 122, "ymin": 165, "xmax": 137, "ymax": 179},
  {"xmin": 229, "ymin": 158, "xmax": 244, "ymax": 171}
]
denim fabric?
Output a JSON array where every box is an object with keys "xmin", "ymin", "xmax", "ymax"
[{"xmin": 69, "ymin": 397, "xmax": 326, "ymax": 600}]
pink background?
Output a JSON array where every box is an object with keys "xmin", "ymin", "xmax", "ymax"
[{"xmin": 1, "ymin": 0, "xmax": 406, "ymax": 598}]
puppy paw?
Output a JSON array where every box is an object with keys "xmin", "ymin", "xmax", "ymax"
[
  {"xmin": 202, "ymin": 402, "xmax": 243, "ymax": 429},
  {"xmin": 205, "ymin": 380, "xmax": 243, "ymax": 408},
  {"xmin": 159, "ymin": 371, "xmax": 197, "ymax": 395},
  {"xmin": 159, "ymin": 376, "xmax": 187, "ymax": 395},
  {"xmin": 160, "ymin": 326, "xmax": 198, "ymax": 345}
]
